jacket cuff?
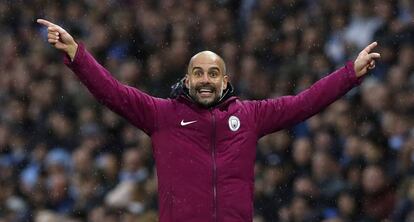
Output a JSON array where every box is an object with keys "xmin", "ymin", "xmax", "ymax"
[
  {"xmin": 63, "ymin": 42, "xmax": 84, "ymax": 67},
  {"xmin": 345, "ymin": 60, "xmax": 364, "ymax": 85}
]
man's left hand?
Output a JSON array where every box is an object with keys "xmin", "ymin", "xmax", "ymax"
[{"xmin": 354, "ymin": 42, "xmax": 381, "ymax": 77}]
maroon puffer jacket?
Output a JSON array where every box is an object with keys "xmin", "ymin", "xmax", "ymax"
[{"xmin": 65, "ymin": 43, "xmax": 362, "ymax": 222}]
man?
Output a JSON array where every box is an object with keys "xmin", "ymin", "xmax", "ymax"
[{"xmin": 37, "ymin": 18, "xmax": 380, "ymax": 222}]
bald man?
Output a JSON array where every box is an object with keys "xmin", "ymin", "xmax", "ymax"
[{"xmin": 38, "ymin": 19, "xmax": 380, "ymax": 222}]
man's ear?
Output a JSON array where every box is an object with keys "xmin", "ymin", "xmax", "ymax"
[
  {"xmin": 185, "ymin": 74, "xmax": 190, "ymax": 88},
  {"xmin": 223, "ymin": 75, "xmax": 229, "ymax": 90}
]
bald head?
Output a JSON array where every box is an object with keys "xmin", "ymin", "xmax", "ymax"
[{"xmin": 187, "ymin": 51, "xmax": 227, "ymax": 76}]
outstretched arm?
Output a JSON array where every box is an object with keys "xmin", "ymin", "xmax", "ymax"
[
  {"xmin": 37, "ymin": 19, "xmax": 161, "ymax": 135},
  {"xmin": 252, "ymin": 42, "xmax": 381, "ymax": 137}
]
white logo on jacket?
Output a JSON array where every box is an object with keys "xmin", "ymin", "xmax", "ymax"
[
  {"xmin": 228, "ymin": 116, "xmax": 240, "ymax": 131},
  {"xmin": 181, "ymin": 120, "xmax": 197, "ymax": 126}
]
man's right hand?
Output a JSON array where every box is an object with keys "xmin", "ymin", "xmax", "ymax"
[{"xmin": 37, "ymin": 19, "xmax": 78, "ymax": 61}]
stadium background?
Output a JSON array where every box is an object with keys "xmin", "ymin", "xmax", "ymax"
[{"xmin": 0, "ymin": 0, "xmax": 414, "ymax": 221}]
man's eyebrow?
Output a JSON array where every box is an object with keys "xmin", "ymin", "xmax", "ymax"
[{"xmin": 191, "ymin": 66, "xmax": 221, "ymax": 72}]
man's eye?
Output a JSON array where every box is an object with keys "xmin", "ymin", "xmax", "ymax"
[
  {"xmin": 210, "ymin": 72, "xmax": 218, "ymax": 77},
  {"xmin": 194, "ymin": 71, "xmax": 202, "ymax": 76}
]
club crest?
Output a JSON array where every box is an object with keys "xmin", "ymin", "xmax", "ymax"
[{"xmin": 228, "ymin": 116, "xmax": 240, "ymax": 132}]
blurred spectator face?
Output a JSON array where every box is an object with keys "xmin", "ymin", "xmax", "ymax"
[
  {"xmin": 381, "ymin": 111, "xmax": 410, "ymax": 138},
  {"xmin": 123, "ymin": 149, "xmax": 143, "ymax": 172},
  {"xmin": 79, "ymin": 123, "xmax": 104, "ymax": 151},
  {"xmin": 337, "ymin": 192, "xmax": 357, "ymax": 217},
  {"xmin": 309, "ymin": 53, "xmax": 330, "ymax": 75},
  {"xmin": 121, "ymin": 125, "xmax": 141, "ymax": 146},
  {"xmin": 48, "ymin": 112, "xmax": 73, "ymax": 139},
  {"xmin": 387, "ymin": 65, "xmax": 406, "ymax": 89},
  {"xmin": 48, "ymin": 174, "xmax": 69, "ymax": 203},
  {"xmin": 10, "ymin": 63, "xmax": 30, "ymax": 95},
  {"xmin": 374, "ymin": 0, "xmax": 394, "ymax": 21},
  {"xmin": 72, "ymin": 148, "xmax": 92, "ymax": 173},
  {"xmin": 78, "ymin": 107, "xmax": 97, "ymax": 124},
  {"xmin": 351, "ymin": 0, "xmax": 370, "ymax": 17},
  {"xmin": 361, "ymin": 140, "xmax": 383, "ymax": 164},
  {"xmin": 330, "ymin": 14, "xmax": 346, "ymax": 31},
  {"xmin": 292, "ymin": 137, "xmax": 312, "ymax": 166},
  {"xmin": 345, "ymin": 164, "xmax": 363, "ymax": 187},
  {"xmin": 240, "ymin": 55, "xmax": 257, "ymax": 82},
  {"xmin": 136, "ymin": 8, "xmax": 166, "ymax": 47},
  {"xmin": 281, "ymin": 16, "xmax": 297, "ymax": 36},
  {"xmin": 244, "ymin": 17, "xmax": 268, "ymax": 55},
  {"xmin": 361, "ymin": 80, "xmax": 389, "ymax": 112},
  {"xmin": 30, "ymin": 80, "xmax": 56, "ymax": 109},
  {"xmin": 301, "ymin": 27, "xmax": 323, "ymax": 52},
  {"xmin": 77, "ymin": 175, "xmax": 99, "ymax": 200},
  {"xmin": 147, "ymin": 54, "xmax": 163, "ymax": 81},
  {"xmin": 96, "ymin": 153, "xmax": 119, "ymax": 180},
  {"xmin": 166, "ymin": 40, "xmax": 189, "ymax": 69},
  {"xmin": 362, "ymin": 165, "xmax": 386, "ymax": 194},
  {"xmin": 343, "ymin": 135, "xmax": 362, "ymax": 160},
  {"xmin": 398, "ymin": 44, "xmax": 414, "ymax": 71},
  {"xmin": 314, "ymin": 130, "xmax": 334, "ymax": 152},
  {"xmin": 221, "ymin": 42, "xmax": 237, "ymax": 64},
  {"xmin": 290, "ymin": 196, "xmax": 311, "ymax": 222},
  {"xmin": 5, "ymin": 99, "xmax": 26, "ymax": 123},
  {"xmin": 119, "ymin": 61, "xmax": 142, "ymax": 86},
  {"xmin": 194, "ymin": 0, "xmax": 210, "ymax": 20},
  {"xmin": 89, "ymin": 206, "xmax": 105, "ymax": 222},
  {"xmin": 263, "ymin": 166, "xmax": 285, "ymax": 189},
  {"xmin": 88, "ymin": 24, "xmax": 111, "ymax": 50},
  {"xmin": 312, "ymin": 151, "xmax": 334, "ymax": 181},
  {"xmin": 185, "ymin": 52, "xmax": 228, "ymax": 107},
  {"xmin": 265, "ymin": 131, "xmax": 291, "ymax": 153},
  {"xmin": 293, "ymin": 176, "xmax": 319, "ymax": 198},
  {"xmin": 201, "ymin": 20, "xmax": 218, "ymax": 46}
]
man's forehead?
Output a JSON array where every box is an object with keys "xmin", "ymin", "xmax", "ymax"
[{"xmin": 188, "ymin": 51, "xmax": 225, "ymax": 72}]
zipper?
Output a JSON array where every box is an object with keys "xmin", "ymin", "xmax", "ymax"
[{"xmin": 210, "ymin": 110, "xmax": 217, "ymax": 222}]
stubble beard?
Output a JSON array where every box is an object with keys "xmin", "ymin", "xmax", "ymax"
[{"xmin": 188, "ymin": 81, "xmax": 224, "ymax": 107}]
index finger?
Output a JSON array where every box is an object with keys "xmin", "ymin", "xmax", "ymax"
[
  {"xmin": 362, "ymin": 41, "xmax": 378, "ymax": 54},
  {"xmin": 37, "ymin": 19, "xmax": 57, "ymax": 28}
]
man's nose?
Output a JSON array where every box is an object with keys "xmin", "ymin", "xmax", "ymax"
[{"xmin": 201, "ymin": 72, "xmax": 210, "ymax": 83}]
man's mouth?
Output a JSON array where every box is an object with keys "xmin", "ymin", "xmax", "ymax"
[{"xmin": 197, "ymin": 87, "xmax": 215, "ymax": 97}]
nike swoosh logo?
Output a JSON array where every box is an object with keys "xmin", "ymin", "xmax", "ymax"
[{"xmin": 181, "ymin": 120, "xmax": 197, "ymax": 126}]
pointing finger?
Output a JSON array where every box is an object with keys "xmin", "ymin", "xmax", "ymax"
[
  {"xmin": 363, "ymin": 42, "xmax": 378, "ymax": 54},
  {"xmin": 37, "ymin": 19, "xmax": 56, "ymax": 28}
]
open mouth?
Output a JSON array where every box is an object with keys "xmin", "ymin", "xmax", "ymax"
[{"xmin": 197, "ymin": 87, "xmax": 215, "ymax": 97}]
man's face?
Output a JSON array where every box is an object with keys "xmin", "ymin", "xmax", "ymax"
[{"xmin": 185, "ymin": 51, "xmax": 228, "ymax": 107}]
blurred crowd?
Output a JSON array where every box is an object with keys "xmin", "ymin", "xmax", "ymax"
[{"xmin": 0, "ymin": 0, "xmax": 414, "ymax": 221}]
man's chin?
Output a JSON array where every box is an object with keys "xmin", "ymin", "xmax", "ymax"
[{"xmin": 195, "ymin": 97, "xmax": 217, "ymax": 107}]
